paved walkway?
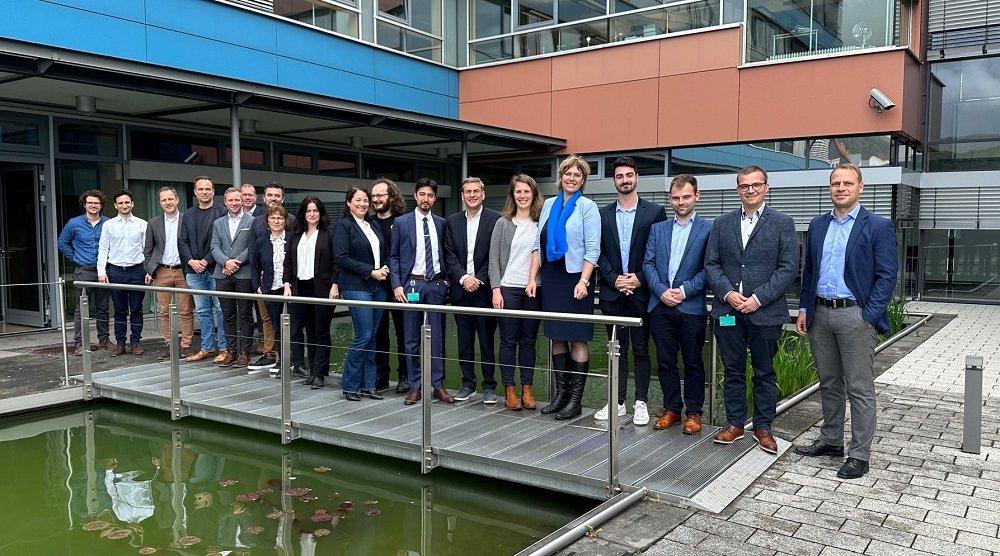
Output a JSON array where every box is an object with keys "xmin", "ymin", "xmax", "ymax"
[{"xmin": 560, "ymin": 302, "xmax": 1000, "ymax": 556}]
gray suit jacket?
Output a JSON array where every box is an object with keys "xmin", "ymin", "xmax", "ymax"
[
  {"xmin": 704, "ymin": 205, "xmax": 799, "ymax": 326},
  {"xmin": 210, "ymin": 212, "xmax": 255, "ymax": 280},
  {"xmin": 143, "ymin": 213, "xmax": 184, "ymax": 276}
]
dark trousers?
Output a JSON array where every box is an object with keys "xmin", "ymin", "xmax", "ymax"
[
  {"xmin": 497, "ymin": 286, "xmax": 540, "ymax": 387},
  {"xmin": 290, "ymin": 280, "xmax": 333, "ymax": 377},
  {"xmin": 454, "ymin": 293, "xmax": 497, "ymax": 392},
  {"xmin": 715, "ymin": 314, "xmax": 782, "ymax": 431},
  {"xmin": 599, "ymin": 295, "xmax": 652, "ymax": 404},
  {"xmin": 216, "ymin": 275, "xmax": 254, "ymax": 356},
  {"xmin": 73, "ymin": 266, "xmax": 110, "ymax": 345},
  {"xmin": 375, "ymin": 293, "xmax": 407, "ymax": 386},
  {"xmin": 650, "ymin": 305, "xmax": 707, "ymax": 415},
  {"xmin": 106, "ymin": 264, "xmax": 145, "ymax": 346},
  {"xmin": 263, "ymin": 288, "xmax": 286, "ymax": 357},
  {"xmin": 403, "ymin": 278, "xmax": 447, "ymax": 390}
]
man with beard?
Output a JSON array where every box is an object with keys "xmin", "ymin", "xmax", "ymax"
[
  {"xmin": 371, "ymin": 178, "xmax": 410, "ymax": 394},
  {"xmin": 58, "ymin": 189, "xmax": 111, "ymax": 354},
  {"xmin": 98, "ymin": 189, "xmax": 148, "ymax": 356},
  {"xmin": 596, "ymin": 156, "xmax": 666, "ymax": 426},
  {"xmin": 143, "ymin": 186, "xmax": 196, "ymax": 359}
]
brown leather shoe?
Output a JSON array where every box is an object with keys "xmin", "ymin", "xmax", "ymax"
[
  {"xmin": 180, "ymin": 346, "xmax": 195, "ymax": 358},
  {"xmin": 73, "ymin": 344, "xmax": 83, "ymax": 356},
  {"xmin": 403, "ymin": 389, "xmax": 421, "ymax": 405},
  {"xmin": 97, "ymin": 339, "xmax": 111, "ymax": 351},
  {"xmin": 217, "ymin": 353, "xmax": 236, "ymax": 367},
  {"xmin": 505, "ymin": 386, "xmax": 521, "ymax": 410},
  {"xmin": 682, "ymin": 413, "xmax": 702, "ymax": 435},
  {"xmin": 214, "ymin": 351, "xmax": 230, "ymax": 363},
  {"xmin": 754, "ymin": 428, "xmax": 778, "ymax": 454},
  {"xmin": 232, "ymin": 354, "xmax": 250, "ymax": 368},
  {"xmin": 521, "ymin": 385, "xmax": 536, "ymax": 410},
  {"xmin": 713, "ymin": 424, "xmax": 745, "ymax": 444},
  {"xmin": 158, "ymin": 348, "xmax": 170, "ymax": 360},
  {"xmin": 185, "ymin": 350, "xmax": 214, "ymax": 362},
  {"xmin": 654, "ymin": 410, "xmax": 682, "ymax": 430},
  {"xmin": 433, "ymin": 388, "xmax": 455, "ymax": 403},
  {"xmin": 110, "ymin": 345, "xmax": 126, "ymax": 357},
  {"xmin": 255, "ymin": 342, "xmax": 265, "ymax": 354},
  {"xmin": 131, "ymin": 344, "xmax": 144, "ymax": 356}
]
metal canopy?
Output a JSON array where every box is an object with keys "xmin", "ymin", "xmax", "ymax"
[{"xmin": 0, "ymin": 40, "xmax": 565, "ymax": 159}]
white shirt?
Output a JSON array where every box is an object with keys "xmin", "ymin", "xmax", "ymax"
[
  {"xmin": 296, "ymin": 230, "xmax": 318, "ymax": 281},
  {"xmin": 500, "ymin": 218, "xmax": 537, "ymax": 288},
  {"xmin": 228, "ymin": 213, "xmax": 242, "ymax": 242},
  {"xmin": 161, "ymin": 213, "xmax": 181, "ymax": 266},
  {"xmin": 412, "ymin": 210, "xmax": 441, "ymax": 277},
  {"xmin": 97, "ymin": 214, "xmax": 147, "ymax": 276},
  {"xmin": 355, "ymin": 216, "xmax": 381, "ymax": 268},
  {"xmin": 462, "ymin": 209, "xmax": 482, "ymax": 285},
  {"xmin": 270, "ymin": 234, "xmax": 286, "ymax": 291}
]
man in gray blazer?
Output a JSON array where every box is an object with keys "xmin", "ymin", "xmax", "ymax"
[
  {"xmin": 143, "ymin": 186, "xmax": 195, "ymax": 359},
  {"xmin": 211, "ymin": 187, "xmax": 256, "ymax": 368},
  {"xmin": 704, "ymin": 165, "xmax": 799, "ymax": 454}
]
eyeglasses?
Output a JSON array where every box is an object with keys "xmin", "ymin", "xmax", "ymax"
[
  {"xmin": 463, "ymin": 190, "xmax": 483, "ymax": 196},
  {"xmin": 268, "ymin": 217, "xmax": 285, "ymax": 222},
  {"xmin": 371, "ymin": 193, "xmax": 388, "ymax": 198},
  {"xmin": 737, "ymin": 182, "xmax": 766, "ymax": 192}
]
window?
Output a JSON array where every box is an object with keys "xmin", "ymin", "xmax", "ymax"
[
  {"xmin": 225, "ymin": 144, "xmax": 268, "ymax": 168},
  {"xmin": 927, "ymin": 57, "xmax": 1000, "ymax": 171},
  {"xmin": 272, "ymin": 0, "xmax": 359, "ymax": 37},
  {"xmin": 58, "ymin": 123, "xmax": 119, "ymax": 158},
  {"xmin": 472, "ymin": 0, "xmax": 512, "ymax": 39},
  {"xmin": 365, "ymin": 156, "xmax": 415, "ymax": 182},
  {"xmin": 319, "ymin": 151, "xmax": 358, "ymax": 177},
  {"xmin": 378, "ymin": 0, "xmax": 441, "ymax": 35},
  {"xmin": 131, "ymin": 129, "xmax": 220, "ymax": 165},
  {"xmin": 603, "ymin": 154, "xmax": 665, "ymax": 178},
  {"xmin": 279, "ymin": 150, "xmax": 315, "ymax": 171},
  {"xmin": 0, "ymin": 118, "xmax": 40, "ymax": 147}
]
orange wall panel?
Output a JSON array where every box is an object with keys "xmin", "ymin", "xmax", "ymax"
[
  {"xmin": 550, "ymin": 41, "xmax": 660, "ymax": 90},
  {"xmin": 659, "ymin": 26, "xmax": 742, "ymax": 76},
  {"xmin": 461, "ymin": 92, "xmax": 554, "ymax": 137},
  {"xmin": 459, "ymin": 58, "xmax": 553, "ymax": 103},
  {"xmin": 551, "ymin": 79, "xmax": 660, "ymax": 152},
  {"xmin": 658, "ymin": 68, "xmax": 740, "ymax": 146}
]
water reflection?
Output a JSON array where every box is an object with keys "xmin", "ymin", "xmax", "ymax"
[{"xmin": 0, "ymin": 403, "xmax": 587, "ymax": 555}]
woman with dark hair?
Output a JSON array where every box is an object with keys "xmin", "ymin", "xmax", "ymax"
[
  {"xmin": 528, "ymin": 155, "xmax": 601, "ymax": 420},
  {"xmin": 283, "ymin": 196, "xmax": 339, "ymax": 389},
  {"xmin": 249, "ymin": 205, "xmax": 289, "ymax": 376},
  {"xmin": 490, "ymin": 174, "xmax": 544, "ymax": 411},
  {"xmin": 333, "ymin": 186, "xmax": 390, "ymax": 401}
]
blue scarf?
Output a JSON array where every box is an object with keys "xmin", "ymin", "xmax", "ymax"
[{"xmin": 546, "ymin": 190, "xmax": 582, "ymax": 262}]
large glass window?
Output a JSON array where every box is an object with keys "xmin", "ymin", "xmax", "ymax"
[
  {"xmin": 319, "ymin": 151, "xmax": 358, "ymax": 177},
  {"xmin": 922, "ymin": 229, "xmax": 1000, "ymax": 302},
  {"xmin": 472, "ymin": 0, "xmax": 512, "ymax": 39},
  {"xmin": 364, "ymin": 156, "xmax": 415, "ymax": 182},
  {"xmin": 58, "ymin": 123, "xmax": 119, "ymax": 158},
  {"xmin": 376, "ymin": 20, "xmax": 443, "ymax": 61},
  {"xmin": 379, "ymin": 0, "xmax": 440, "ymax": 35},
  {"xmin": 927, "ymin": 57, "xmax": 1000, "ymax": 171},
  {"xmin": 272, "ymin": 0, "xmax": 359, "ymax": 37},
  {"xmin": 603, "ymin": 154, "xmax": 665, "ymax": 178},
  {"xmin": 130, "ymin": 129, "xmax": 220, "ymax": 165},
  {"xmin": 669, "ymin": 136, "xmax": 893, "ymax": 175},
  {"xmin": 0, "ymin": 118, "xmax": 40, "ymax": 147}
]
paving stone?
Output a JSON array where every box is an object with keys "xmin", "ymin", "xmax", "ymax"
[
  {"xmin": 772, "ymin": 505, "xmax": 847, "ymax": 531},
  {"xmin": 729, "ymin": 509, "xmax": 800, "ymax": 536},
  {"xmin": 872, "ymin": 478, "xmax": 938, "ymax": 499},
  {"xmin": 964, "ymin": 507, "xmax": 1000, "ymax": 528},
  {"xmin": 795, "ymin": 485, "xmax": 862, "ymax": 508},
  {"xmin": 731, "ymin": 497, "xmax": 783, "ymax": 516},
  {"xmin": 645, "ymin": 537, "xmax": 716, "ymax": 556},
  {"xmin": 908, "ymin": 474, "xmax": 976, "ymax": 496},
  {"xmin": 841, "ymin": 518, "xmax": 918, "ymax": 546},
  {"xmin": 898, "ymin": 493, "xmax": 966, "ymax": 517},
  {"xmin": 911, "ymin": 536, "xmax": 992, "ymax": 556},
  {"xmin": 820, "ymin": 547, "xmax": 865, "ymax": 556},
  {"xmin": 866, "ymin": 467, "xmax": 915, "ymax": 483},
  {"xmin": 591, "ymin": 500, "xmax": 691, "ymax": 550},
  {"xmin": 684, "ymin": 514, "xmax": 755, "ymax": 542},
  {"xmin": 862, "ymin": 540, "xmax": 933, "ymax": 556},
  {"xmin": 882, "ymin": 515, "xmax": 957, "ymax": 542},
  {"xmin": 924, "ymin": 511, "xmax": 998, "ymax": 537},
  {"xmin": 555, "ymin": 534, "xmax": 637, "ymax": 556},
  {"xmin": 753, "ymin": 490, "xmax": 822, "ymax": 512},
  {"xmin": 746, "ymin": 529, "xmax": 825, "ymax": 556},
  {"xmin": 814, "ymin": 500, "xmax": 886, "ymax": 526},
  {"xmin": 663, "ymin": 524, "xmax": 708, "ymax": 546},
  {"xmin": 698, "ymin": 534, "xmax": 777, "ymax": 556},
  {"xmin": 793, "ymin": 522, "xmax": 871, "ymax": 553},
  {"xmin": 835, "ymin": 481, "xmax": 903, "ymax": 503},
  {"xmin": 780, "ymin": 472, "xmax": 842, "ymax": 491},
  {"xmin": 955, "ymin": 531, "xmax": 1000, "ymax": 552},
  {"xmin": 885, "ymin": 461, "xmax": 949, "ymax": 481}
]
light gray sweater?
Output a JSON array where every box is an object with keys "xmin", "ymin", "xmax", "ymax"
[{"xmin": 489, "ymin": 216, "xmax": 542, "ymax": 289}]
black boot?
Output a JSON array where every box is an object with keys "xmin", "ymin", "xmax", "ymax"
[
  {"xmin": 540, "ymin": 353, "xmax": 571, "ymax": 415},
  {"xmin": 310, "ymin": 376, "xmax": 325, "ymax": 390},
  {"xmin": 555, "ymin": 359, "xmax": 588, "ymax": 420},
  {"xmin": 302, "ymin": 375, "xmax": 316, "ymax": 386}
]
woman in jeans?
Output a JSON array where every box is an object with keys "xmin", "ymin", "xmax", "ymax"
[
  {"xmin": 250, "ymin": 205, "xmax": 290, "ymax": 376},
  {"xmin": 489, "ymin": 174, "xmax": 544, "ymax": 410},
  {"xmin": 333, "ymin": 186, "xmax": 389, "ymax": 401}
]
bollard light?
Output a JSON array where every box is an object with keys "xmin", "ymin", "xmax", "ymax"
[{"xmin": 963, "ymin": 355, "xmax": 984, "ymax": 454}]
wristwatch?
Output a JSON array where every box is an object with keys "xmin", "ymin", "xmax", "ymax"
[{"xmin": 579, "ymin": 277, "xmax": 590, "ymax": 287}]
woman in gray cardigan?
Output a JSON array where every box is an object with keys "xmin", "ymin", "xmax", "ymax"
[{"xmin": 489, "ymin": 174, "xmax": 544, "ymax": 410}]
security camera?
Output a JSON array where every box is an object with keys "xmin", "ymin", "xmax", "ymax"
[{"xmin": 869, "ymin": 88, "xmax": 895, "ymax": 112}]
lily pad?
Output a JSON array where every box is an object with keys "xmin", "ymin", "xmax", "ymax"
[
  {"xmin": 287, "ymin": 487, "xmax": 311, "ymax": 497},
  {"xmin": 257, "ymin": 488, "xmax": 273, "ymax": 495},
  {"xmin": 235, "ymin": 493, "xmax": 260, "ymax": 502},
  {"xmin": 266, "ymin": 510, "xmax": 286, "ymax": 519},
  {"xmin": 314, "ymin": 466, "xmax": 331, "ymax": 472},
  {"xmin": 218, "ymin": 479, "xmax": 238, "ymax": 486},
  {"xmin": 310, "ymin": 513, "xmax": 332, "ymax": 522},
  {"xmin": 327, "ymin": 492, "xmax": 340, "ymax": 499},
  {"xmin": 313, "ymin": 528, "xmax": 331, "ymax": 537},
  {"xmin": 245, "ymin": 526, "xmax": 264, "ymax": 535},
  {"xmin": 107, "ymin": 529, "xmax": 131, "ymax": 540},
  {"xmin": 82, "ymin": 520, "xmax": 111, "ymax": 531},
  {"xmin": 177, "ymin": 535, "xmax": 201, "ymax": 546},
  {"xmin": 364, "ymin": 509, "xmax": 381, "ymax": 516},
  {"xmin": 363, "ymin": 500, "xmax": 378, "ymax": 505},
  {"xmin": 138, "ymin": 548, "xmax": 157, "ymax": 555},
  {"xmin": 299, "ymin": 495, "xmax": 317, "ymax": 502},
  {"xmin": 338, "ymin": 501, "xmax": 354, "ymax": 510}
]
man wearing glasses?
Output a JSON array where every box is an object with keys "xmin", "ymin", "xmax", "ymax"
[
  {"xmin": 704, "ymin": 165, "xmax": 798, "ymax": 454},
  {"xmin": 444, "ymin": 177, "xmax": 501, "ymax": 403},
  {"xmin": 58, "ymin": 189, "xmax": 111, "ymax": 355}
]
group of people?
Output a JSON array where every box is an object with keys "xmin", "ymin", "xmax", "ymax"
[{"xmin": 61, "ymin": 155, "xmax": 897, "ymax": 479}]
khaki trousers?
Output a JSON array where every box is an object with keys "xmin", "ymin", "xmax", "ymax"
[{"xmin": 152, "ymin": 266, "xmax": 195, "ymax": 348}]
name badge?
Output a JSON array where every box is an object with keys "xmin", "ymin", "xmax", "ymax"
[
  {"xmin": 406, "ymin": 291, "xmax": 420, "ymax": 303},
  {"xmin": 719, "ymin": 315, "xmax": 736, "ymax": 327}
]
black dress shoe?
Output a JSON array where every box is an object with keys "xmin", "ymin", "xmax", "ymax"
[
  {"xmin": 395, "ymin": 381, "xmax": 410, "ymax": 394},
  {"xmin": 310, "ymin": 376, "xmax": 325, "ymax": 390},
  {"xmin": 292, "ymin": 365, "xmax": 310, "ymax": 378},
  {"xmin": 344, "ymin": 391, "xmax": 362, "ymax": 401},
  {"xmin": 794, "ymin": 439, "xmax": 844, "ymax": 457},
  {"xmin": 837, "ymin": 457, "xmax": 869, "ymax": 479},
  {"xmin": 302, "ymin": 376, "xmax": 315, "ymax": 386},
  {"xmin": 363, "ymin": 390, "xmax": 385, "ymax": 400}
]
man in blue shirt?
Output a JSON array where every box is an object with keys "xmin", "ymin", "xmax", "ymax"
[
  {"xmin": 795, "ymin": 163, "xmax": 898, "ymax": 479},
  {"xmin": 58, "ymin": 189, "xmax": 111, "ymax": 354}
]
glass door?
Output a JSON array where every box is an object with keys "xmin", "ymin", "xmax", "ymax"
[{"xmin": 0, "ymin": 165, "xmax": 46, "ymax": 327}]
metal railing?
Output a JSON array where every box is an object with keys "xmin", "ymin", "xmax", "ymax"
[
  {"xmin": 0, "ymin": 278, "xmax": 71, "ymax": 386},
  {"xmin": 75, "ymin": 280, "xmax": 643, "ymax": 497}
]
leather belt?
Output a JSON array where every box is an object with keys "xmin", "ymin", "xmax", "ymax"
[
  {"xmin": 409, "ymin": 273, "xmax": 442, "ymax": 281},
  {"xmin": 76, "ymin": 265, "xmax": 97, "ymax": 272},
  {"xmin": 109, "ymin": 263, "xmax": 141, "ymax": 271},
  {"xmin": 158, "ymin": 264, "xmax": 183, "ymax": 270},
  {"xmin": 815, "ymin": 296, "xmax": 857, "ymax": 308}
]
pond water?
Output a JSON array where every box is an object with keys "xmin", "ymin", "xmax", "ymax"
[{"xmin": 0, "ymin": 402, "xmax": 592, "ymax": 555}]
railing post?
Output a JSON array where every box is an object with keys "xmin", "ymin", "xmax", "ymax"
[
  {"xmin": 280, "ymin": 308, "xmax": 297, "ymax": 444},
  {"xmin": 607, "ymin": 325, "xmax": 621, "ymax": 497},
  {"xmin": 57, "ymin": 278, "xmax": 71, "ymax": 386},
  {"xmin": 81, "ymin": 294, "xmax": 93, "ymax": 400},
  {"xmin": 169, "ymin": 303, "xmax": 187, "ymax": 420},
  {"xmin": 420, "ymin": 311, "xmax": 436, "ymax": 473},
  {"xmin": 709, "ymin": 322, "xmax": 718, "ymax": 427},
  {"xmin": 963, "ymin": 355, "xmax": 984, "ymax": 454}
]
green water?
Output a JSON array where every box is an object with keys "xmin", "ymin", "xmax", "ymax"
[{"xmin": 0, "ymin": 403, "xmax": 591, "ymax": 555}]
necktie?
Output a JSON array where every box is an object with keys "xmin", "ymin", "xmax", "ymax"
[{"xmin": 423, "ymin": 216, "xmax": 434, "ymax": 279}]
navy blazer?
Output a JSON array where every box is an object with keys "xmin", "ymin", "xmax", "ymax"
[
  {"xmin": 250, "ymin": 230, "xmax": 288, "ymax": 293},
  {"xmin": 798, "ymin": 206, "xmax": 898, "ymax": 334},
  {"xmin": 443, "ymin": 207, "xmax": 501, "ymax": 303},
  {"xmin": 704, "ymin": 205, "xmax": 799, "ymax": 326},
  {"xmin": 598, "ymin": 197, "xmax": 666, "ymax": 303},
  {"xmin": 333, "ymin": 216, "xmax": 388, "ymax": 291},
  {"xmin": 389, "ymin": 211, "xmax": 447, "ymax": 290},
  {"xmin": 642, "ymin": 215, "xmax": 712, "ymax": 315},
  {"xmin": 282, "ymin": 228, "xmax": 339, "ymax": 297}
]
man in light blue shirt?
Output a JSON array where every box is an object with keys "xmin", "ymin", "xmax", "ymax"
[
  {"xmin": 97, "ymin": 189, "xmax": 148, "ymax": 356},
  {"xmin": 58, "ymin": 189, "xmax": 111, "ymax": 354}
]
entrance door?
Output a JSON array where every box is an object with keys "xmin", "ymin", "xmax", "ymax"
[{"xmin": 0, "ymin": 165, "xmax": 46, "ymax": 327}]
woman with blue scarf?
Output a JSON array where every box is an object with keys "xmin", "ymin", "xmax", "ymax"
[{"xmin": 527, "ymin": 155, "xmax": 601, "ymax": 420}]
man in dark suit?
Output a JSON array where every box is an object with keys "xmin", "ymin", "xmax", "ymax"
[
  {"xmin": 211, "ymin": 187, "xmax": 256, "ymax": 368},
  {"xmin": 597, "ymin": 156, "xmax": 666, "ymax": 426},
  {"xmin": 445, "ymin": 177, "xmax": 501, "ymax": 404},
  {"xmin": 795, "ymin": 163, "xmax": 898, "ymax": 479},
  {"xmin": 389, "ymin": 178, "xmax": 454, "ymax": 405},
  {"xmin": 705, "ymin": 165, "xmax": 799, "ymax": 454},
  {"xmin": 642, "ymin": 174, "xmax": 711, "ymax": 434},
  {"xmin": 143, "ymin": 186, "xmax": 195, "ymax": 359}
]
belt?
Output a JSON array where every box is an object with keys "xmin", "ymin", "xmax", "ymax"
[
  {"xmin": 815, "ymin": 296, "xmax": 857, "ymax": 308},
  {"xmin": 76, "ymin": 265, "xmax": 97, "ymax": 272},
  {"xmin": 409, "ymin": 273, "xmax": 442, "ymax": 281},
  {"xmin": 109, "ymin": 263, "xmax": 141, "ymax": 271},
  {"xmin": 158, "ymin": 264, "xmax": 183, "ymax": 270}
]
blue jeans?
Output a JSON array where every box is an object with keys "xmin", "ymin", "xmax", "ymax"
[
  {"xmin": 650, "ymin": 305, "xmax": 707, "ymax": 415},
  {"xmin": 715, "ymin": 314, "xmax": 781, "ymax": 431},
  {"xmin": 341, "ymin": 287, "xmax": 386, "ymax": 393},
  {"xmin": 185, "ymin": 271, "xmax": 226, "ymax": 352},
  {"xmin": 106, "ymin": 264, "xmax": 145, "ymax": 346}
]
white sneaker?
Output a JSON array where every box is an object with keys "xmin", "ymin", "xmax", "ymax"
[
  {"xmin": 633, "ymin": 401, "xmax": 650, "ymax": 426},
  {"xmin": 594, "ymin": 402, "xmax": 627, "ymax": 421}
]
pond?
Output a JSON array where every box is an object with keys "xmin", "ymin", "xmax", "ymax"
[{"xmin": 0, "ymin": 402, "xmax": 592, "ymax": 555}]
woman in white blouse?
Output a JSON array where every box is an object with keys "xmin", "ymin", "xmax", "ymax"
[
  {"xmin": 249, "ymin": 205, "xmax": 290, "ymax": 375},
  {"xmin": 333, "ymin": 186, "xmax": 390, "ymax": 401},
  {"xmin": 489, "ymin": 174, "xmax": 544, "ymax": 411}
]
